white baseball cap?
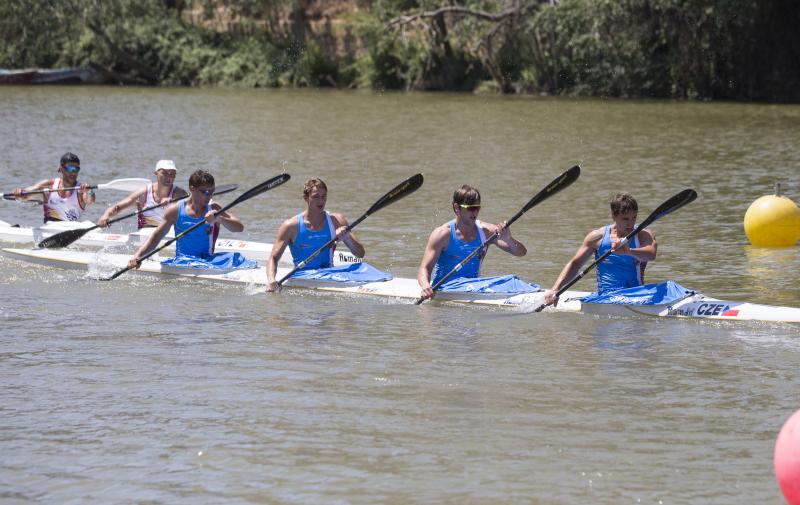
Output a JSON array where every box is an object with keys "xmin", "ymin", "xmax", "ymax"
[{"xmin": 155, "ymin": 159, "xmax": 177, "ymax": 172}]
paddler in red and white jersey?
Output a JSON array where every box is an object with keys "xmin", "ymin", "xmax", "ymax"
[
  {"xmin": 97, "ymin": 159, "xmax": 187, "ymax": 229},
  {"xmin": 11, "ymin": 152, "xmax": 96, "ymax": 222},
  {"xmin": 265, "ymin": 178, "xmax": 366, "ymax": 293},
  {"xmin": 417, "ymin": 184, "xmax": 527, "ymax": 301},
  {"xmin": 543, "ymin": 192, "xmax": 658, "ymax": 307}
]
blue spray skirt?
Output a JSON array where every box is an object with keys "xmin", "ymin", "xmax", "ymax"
[
  {"xmin": 437, "ymin": 274, "xmax": 541, "ymax": 294},
  {"xmin": 580, "ymin": 280, "xmax": 694, "ymax": 306},
  {"xmin": 290, "ymin": 262, "xmax": 393, "ymax": 283},
  {"xmin": 161, "ymin": 252, "xmax": 258, "ymax": 270}
]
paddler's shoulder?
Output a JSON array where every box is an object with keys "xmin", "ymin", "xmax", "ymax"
[{"xmin": 584, "ymin": 226, "xmax": 606, "ymax": 246}]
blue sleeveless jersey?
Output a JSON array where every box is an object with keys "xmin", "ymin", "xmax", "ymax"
[
  {"xmin": 431, "ymin": 220, "xmax": 486, "ymax": 285},
  {"xmin": 174, "ymin": 200, "xmax": 216, "ymax": 258},
  {"xmin": 289, "ymin": 211, "xmax": 335, "ymax": 269},
  {"xmin": 595, "ymin": 225, "xmax": 644, "ymax": 293}
]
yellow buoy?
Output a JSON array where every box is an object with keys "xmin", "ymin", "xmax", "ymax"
[{"xmin": 743, "ymin": 183, "xmax": 800, "ymax": 246}]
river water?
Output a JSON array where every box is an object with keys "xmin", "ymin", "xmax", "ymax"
[{"xmin": 1, "ymin": 87, "xmax": 799, "ymax": 504}]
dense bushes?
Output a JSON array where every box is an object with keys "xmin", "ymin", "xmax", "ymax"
[{"xmin": 1, "ymin": 0, "xmax": 798, "ymax": 101}]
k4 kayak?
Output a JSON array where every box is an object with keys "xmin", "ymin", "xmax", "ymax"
[{"xmin": 2, "ymin": 247, "xmax": 799, "ymax": 324}]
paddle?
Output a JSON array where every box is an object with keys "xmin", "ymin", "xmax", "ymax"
[
  {"xmin": 37, "ymin": 183, "xmax": 239, "ymax": 249},
  {"xmin": 414, "ymin": 164, "xmax": 581, "ymax": 305},
  {"xmin": 102, "ymin": 174, "xmax": 290, "ymax": 281},
  {"xmin": 1, "ymin": 177, "xmax": 150, "ymax": 200},
  {"xmin": 276, "ymin": 173, "xmax": 424, "ymax": 287},
  {"xmin": 1, "ymin": 199, "xmax": 43, "ymax": 206},
  {"xmin": 533, "ymin": 188, "xmax": 698, "ymax": 312}
]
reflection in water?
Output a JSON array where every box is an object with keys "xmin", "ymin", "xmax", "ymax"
[
  {"xmin": 590, "ymin": 319, "xmax": 653, "ymax": 355},
  {"xmin": 743, "ymin": 245, "xmax": 800, "ymax": 304}
]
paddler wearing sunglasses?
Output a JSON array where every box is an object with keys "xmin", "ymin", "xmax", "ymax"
[
  {"xmin": 417, "ymin": 184, "xmax": 527, "ymax": 301},
  {"xmin": 11, "ymin": 152, "xmax": 95, "ymax": 223},
  {"xmin": 126, "ymin": 169, "xmax": 248, "ymax": 271}
]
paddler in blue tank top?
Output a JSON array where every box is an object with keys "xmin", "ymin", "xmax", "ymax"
[
  {"xmin": 543, "ymin": 193, "xmax": 657, "ymax": 307},
  {"xmin": 417, "ymin": 184, "xmax": 527, "ymax": 301},
  {"xmin": 266, "ymin": 178, "xmax": 366, "ymax": 293},
  {"xmin": 126, "ymin": 169, "xmax": 245, "ymax": 270}
]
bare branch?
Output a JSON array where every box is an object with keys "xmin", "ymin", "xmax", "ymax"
[{"xmin": 385, "ymin": 2, "xmax": 550, "ymax": 30}]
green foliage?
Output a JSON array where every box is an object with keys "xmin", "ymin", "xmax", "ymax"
[
  {"xmin": 1, "ymin": 0, "xmax": 797, "ymax": 101},
  {"xmin": 519, "ymin": 0, "xmax": 777, "ymax": 99},
  {"xmin": 0, "ymin": 0, "xmax": 80, "ymax": 68},
  {"xmin": 345, "ymin": 13, "xmax": 415, "ymax": 90},
  {"xmin": 196, "ymin": 35, "xmax": 280, "ymax": 87}
]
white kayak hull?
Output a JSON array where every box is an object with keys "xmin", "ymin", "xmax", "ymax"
[
  {"xmin": 0, "ymin": 247, "xmax": 572, "ymax": 306},
  {"xmin": 0, "ymin": 220, "xmax": 361, "ymax": 266},
  {"xmin": 3, "ymin": 247, "xmax": 800, "ymax": 323},
  {"xmin": 577, "ymin": 295, "xmax": 800, "ymax": 322}
]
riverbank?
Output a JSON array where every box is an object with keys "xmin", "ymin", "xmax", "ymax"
[{"xmin": 1, "ymin": 0, "xmax": 798, "ymax": 101}]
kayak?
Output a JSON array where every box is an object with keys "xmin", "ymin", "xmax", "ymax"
[
  {"xmin": 0, "ymin": 219, "xmax": 361, "ymax": 265},
  {"xmin": 2, "ymin": 247, "xmax": 799, "ymax": 323}
]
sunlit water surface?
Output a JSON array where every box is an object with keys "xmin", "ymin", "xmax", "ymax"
[{"xmin": 1, "ymin": 87, "xmax": 799, "ymax": 504}]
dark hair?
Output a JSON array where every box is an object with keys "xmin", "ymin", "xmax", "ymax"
[
  {"xmin": 189, "ymin": 169, "xmax": 215, "ymax": 188},
  {"xmin": 610, "ymin": 193, "xmax": 638, "ymax": 216},
  {"xmin": 303, "ymin": 178, "xmax": 327, "ymax": 198},
  {"xmin": 452, "ymin": 185, "xmax": 481, "ymax": 206},
  {"xmin": 60, "ymin": 152, "xmax": 80, "ymax": 166}
]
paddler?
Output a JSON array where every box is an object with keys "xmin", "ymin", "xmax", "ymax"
[
  {"xmin": 97, "ymin": 159, "xmax": 187, "ymax": 228},
  {"xmin": 11, "ymin": 152, "xmax": 95, "ymax": 222},
  {"xmin": 266, "ymin": 178, "xmax": 365, "ymax": 293},
  {"xmin": 417, "ymin": 184, "xmax": 527, "ymax": 301},
  {"xmin": 543, "ymin": 192, "xmax": 657, "ymax": 306},
  {"xmin": 126, "ymin": 169, "xmax": 250, "ymax": 271}
]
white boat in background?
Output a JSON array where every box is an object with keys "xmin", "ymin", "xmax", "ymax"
[
  {"xmin": 2, "ymin": 247, "xmax": 799, "ymax": 324},
  {"xmin": 0, "ymin": 219, "xmax": 361, "ymax": 265},
  {"xmin": 0, "ymin": 219, "xmax": 130, "ymax": 247}
]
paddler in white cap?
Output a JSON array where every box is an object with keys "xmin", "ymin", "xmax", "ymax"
[{"xmin": 97, "ymin": 159, "xmax": 187, "ymax": 229}]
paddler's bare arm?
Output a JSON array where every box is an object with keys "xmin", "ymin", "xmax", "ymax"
[
  {"xmin": 488, "ymin": 221, "xmax": 527, "ymax": 256},
  {"xmin": 331, "ymin": 213, "xmax": 365, "ymax": 258},
  {"xmin": 12, "ymin": 179, "xmax": 51, "ymax": 202},
  {"xmin": 127, "ymin": 204, "xmax": 179, "ymax": 270},
  {"xmin": 544, "ymin": 227, "xmax": 602, "ymax": 306},
  {"xmin": 266, "ymin": 217, "xmax": 298, "ymax": 293},
  {"xmin": 416, "ymin": 224, "xmax": 449, "ymax": 301},
  {"xmin": 97, "ymin": 188, "xmax": 146, "ymax": 227},
  {"xmin": 207, "ymin": 202, "xmax": 244, "ymax": 232},
  {"xmin": 77, "ymin": 183, "xmax": 95, "ymax": 208},
  {"xmin": 613, "ymin": 228, "xmax": 657, "ymax": 262}
]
